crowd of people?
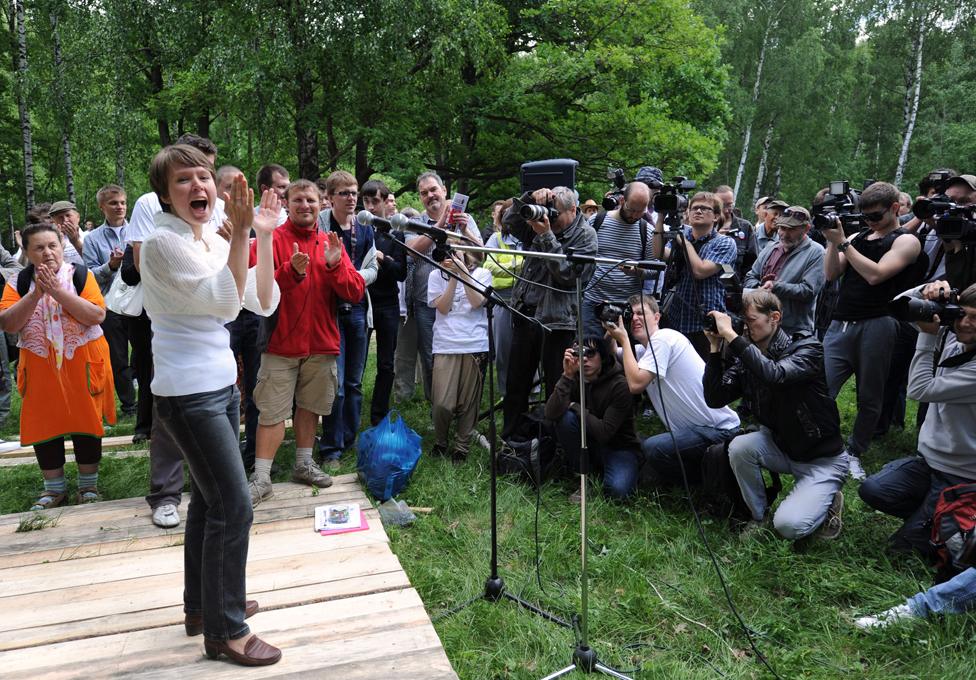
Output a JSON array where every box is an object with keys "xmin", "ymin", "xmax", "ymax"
[{"xmin": 3, "ymin": 135, "xmax": 976, "ymax": 663}]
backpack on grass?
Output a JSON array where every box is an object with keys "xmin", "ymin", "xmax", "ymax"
[
  {"xmin": 699, "ymin": 433, "xmax": 781, "ymax": 524},
  {"xmin": 497, "ymin": 408, "xmax": 557, "ymax": 487},
  {"xmin": 930, "ymin": 483, "xmax": 976, "ymax": 583}
]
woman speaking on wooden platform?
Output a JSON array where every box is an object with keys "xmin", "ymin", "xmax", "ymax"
[{"xmin": 139, "ymin": 144, "xmax": 281, "ymax": 666}]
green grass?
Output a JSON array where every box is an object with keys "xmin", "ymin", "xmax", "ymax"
[{"xmin": 0, "ymin": 353, "xmax": 972, "ymax": 678}]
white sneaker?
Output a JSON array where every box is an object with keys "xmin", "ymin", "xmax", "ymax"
[
  {"xmin": 854, "ymin": 603, "xmax": 915, "ymax": 629},
  {"xmin": 0, "ymin": 438, "xmax": 21, "ymax": 453},
  {"xmin": 152, "ymin": 503, "xmax": 181, "ymax": 528},
  {"xmin": 847, "ymin": 452, "xmax": 866, "ymax": 481},
  {"xmin": 474, "ymin": 433, "xmax": 490, "ymax": 450}
]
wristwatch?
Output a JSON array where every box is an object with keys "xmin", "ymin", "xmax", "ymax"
[{"xmin": 837, "ymin": 240, "xmax": 852, "ymax": 252}]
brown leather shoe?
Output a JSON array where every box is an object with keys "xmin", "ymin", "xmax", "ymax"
[
  {"xmin": 185, "ymin": 600, "xmax": 259, "ymax": 636},
  {"xmin": 204, "ymin": 634, "xmax": 281, "ymax": 666}
]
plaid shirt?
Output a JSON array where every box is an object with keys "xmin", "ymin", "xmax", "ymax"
[{"xmin": 669, "ymin": 227, "xmax": 738, "ymax": 333}]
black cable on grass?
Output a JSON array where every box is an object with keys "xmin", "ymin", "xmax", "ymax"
[{"xmin": 639, "ymin": 293, "xmax": 782, "ymax": 680}]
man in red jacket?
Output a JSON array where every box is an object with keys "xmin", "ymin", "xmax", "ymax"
[{"xmin": 248, "ymin": 179, "xmax": 365, "ymax": 506}]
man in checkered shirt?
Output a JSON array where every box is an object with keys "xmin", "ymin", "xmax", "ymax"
[{"xmin": 651, "ymin": 191, "xmax": 738, "ymax": 359}]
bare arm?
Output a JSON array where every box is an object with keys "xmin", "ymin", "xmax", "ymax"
[
  {"xmin": 50, "ymin": 286, "xmax": 105, "ymax": 326},
  {"xmin": 843, "ymin": 233, "xmax": 921, "ymax": 285}
]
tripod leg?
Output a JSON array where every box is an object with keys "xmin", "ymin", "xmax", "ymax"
[
  {"xmin": 540, "ymin": 665, "xmax": 579, "ymax": 680},
  {"xmin": 593, "ymin": 662, "xmax": 633, "ymax": 679}
]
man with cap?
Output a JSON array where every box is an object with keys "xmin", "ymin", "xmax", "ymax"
[
  {"xmin": 49, "ymin": 201, "xmax": 86, "ymax": 265},
  {"xmin": 743, "ymin": 206, "xmax": 825, "ymax": 337},
  {"xmin": 753, "ymin": 199, "xmax": 790, "ymax": 255},
  {"xmin": 581, "ymin": 199, "xmax": 599, "ymax": 220}
]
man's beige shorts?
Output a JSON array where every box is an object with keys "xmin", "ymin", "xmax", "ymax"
[{"xmin": 254, "ymin": 353, "xmax": 338, "ymax": 425}]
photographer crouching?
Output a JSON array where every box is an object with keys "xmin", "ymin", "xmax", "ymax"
[
  {"xmin": 544, "ymin": 338, "xmax": 641, "ymax": 501},
  {"xmin": 703, "ymin": 291, "xmax": 848, "ymax": 541},
  {"xmin": 859, "ymin": 283, "xmax": 976, "ymax": 564},
  {"xmin": 502, "ymin": 187, "xmax": 598, "ymax": 439}
]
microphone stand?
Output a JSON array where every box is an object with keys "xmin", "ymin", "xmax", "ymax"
[
  {"xmin": 382, "ymin": 227, "xmax": 569, "ymax": 628},
  {"xmin": 451, "ymin": 244, "xmax": 663, "ymax": 680}
]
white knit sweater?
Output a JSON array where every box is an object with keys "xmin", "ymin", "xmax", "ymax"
[{"xmin": 140, "ymin": 212, "xmax": 279, "ymax": 397}]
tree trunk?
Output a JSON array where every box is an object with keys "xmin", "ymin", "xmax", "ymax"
[
  {"xmin": 325, "ymin": 114, "xmax": 338, "ymax": 170},
  {"xmin": 894, "ymin": 26, "xmax": 924, "ymax": 187},
  {"xmin": 294, "ymin": 73, "xmax": 319, "ymax": 179},
  {"xmin": 751, "ymin": 120, "xmax": 775, "ymax": 207},
  {"xmin": 13, "ymin": 0, "xmax": 34, "ymax": 211},
  {"xmin": 115, "ymin": 125, "xmax": 125, "ymax": 186},
  {"xmin": 196, "ymin": 110, "xmax": 210, "ymax": 140},
  {"xmin": 733, "ymin": 8, "xmax": 777, "ymax": 202},
  {"xmin": 50, "ymin": 7, "xmax": 75, "ymax": 203},
  {"xmin": 354, "ymin": 137, "xmax": 372, "ymax": 187}
]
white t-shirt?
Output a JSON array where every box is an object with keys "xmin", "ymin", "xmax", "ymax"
[
  {"xmin": 427, "ymin": 267, "xmax": 491, "ymax": 354},
  {"xmin": 127, "ymin": 191, "xmax": 227, "ymax": 244},
  {"xmin": 635, "ymin": 328, "xmax": 739, "ymax": 432}
]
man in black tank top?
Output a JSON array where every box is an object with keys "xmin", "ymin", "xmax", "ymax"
[{"xmin": 821, "ymin": 181, "xmax": 922, "ymax": 480}]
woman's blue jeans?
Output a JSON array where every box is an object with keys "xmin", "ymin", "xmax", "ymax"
[{"xmin": 154, "ymin": 385, "xmax": 253, "ymax": 641}]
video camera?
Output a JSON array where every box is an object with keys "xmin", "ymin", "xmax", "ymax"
[
  {"xmin": 811, "ymin": 180, "xmax": 865, "ymax": 236},
  {"xmin": 601, "ymin": 168, "xmax": 627, "ymax": 211},
  {"xmin": 912, "ymin": 198, "xmax": 976, "ymax": 244},
  {"xmin": 653, "ymin": 177, "xmax": 696, "ymax": 216},
  {"xmin": 889, "ymin": 288, "xmax": 965, "ymax": 326}
]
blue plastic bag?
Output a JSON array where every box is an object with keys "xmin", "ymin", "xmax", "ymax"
[{"xmin": 357, "ymin": 410, "xmax": 422, "ymax": 502}]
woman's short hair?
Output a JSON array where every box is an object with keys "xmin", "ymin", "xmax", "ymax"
[
  {"xmin": 21, "ymin": 222, "xmax": 61, "ymax": 249},
  {"xmin": 742, "ymin": 289, "xmax": 782, "ymax": 316},
  {"xmin": 149, "ymin": 145, "xmax": 215, "ymax": 213}
]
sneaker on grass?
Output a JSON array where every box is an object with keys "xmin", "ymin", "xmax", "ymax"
[
  {"xmin": 846, "ymin": 452, "xmax": 866, "ymax": 481},
  {"xmin": 817, "ymin": 491, "xmax": 844, "ymax": 540},
  {"xmin": 854, "ymin": 603, "xmax": 916, "ymax": 630}
]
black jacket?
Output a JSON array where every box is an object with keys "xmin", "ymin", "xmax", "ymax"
[
  {"xmin": 544, "ymin": 359, "xmax": 640, "ymax": 451},
  {"xmin": 703, "ymin": 329, "xmax": 843, "ymax": 462},
  {"xmin": 368, "ymin": 229, "xmax": 407, "ymax": 307}
]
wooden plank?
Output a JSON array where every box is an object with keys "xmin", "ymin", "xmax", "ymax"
[
  {"xmin": 0, "ymin": 448, "xmax": 150, "ymax": 468},
  {"xmin": 0, "ymin": 571, "xmax": 412, "ymax": 652},
  {"xmin": 1, "ymin": 589, "xmax": 456, "ymax": 679},
  {"xmin": 0, "ymin": 517, "xmax": 389, "ymax": 598},
  {"xmin": 0, "ymin": 478, "xmax": 363, "ymax": 530},
  {"xmin": 0, "ymin": 541, "xmax": 403, "ymax": 634}
]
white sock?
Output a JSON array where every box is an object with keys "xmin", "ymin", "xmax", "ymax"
[
  {"xmin": 253, "ymin": 458, "xmax": 273, "ymax": 483},
  {"xmin": 295, "ymin": 447, "xmax": 314, "ymax": 467}
]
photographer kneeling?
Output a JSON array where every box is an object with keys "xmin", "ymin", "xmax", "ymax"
[
  {"xmin": 544, "ymin": 338, "xmax": 641, "ymax": 501},
  {"xmin": 703, "ymin": 290, "xmax": 848, "ymax": 541},
  {"xmin": 858, "ymin": 283, "xmax": 976, "ymax": 561}
]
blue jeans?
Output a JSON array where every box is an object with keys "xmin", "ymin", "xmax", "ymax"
[
  {"xmin": 227, "ymin": 309, "xmax": 261, "ymax": 469},
  {"xmin": 553, "ymin": 409, "xmax": 640, "ymax": 500},
  {"xmin": 369, "ymin": 302, "xmax": 400, "ymax": 426},
  {"xmin": 154, "ymin": 385, "xmax": 253, "ymax": 641},
  {"xmin": 413, "ymin": 300, "xmax": 436, "ymax": 401},
  {"xmin": 320, "ymin": 305, "xmax": 369, "ymax": 459},
  {"xmin": 907, "ymin": 568, "xmax": 976, "ymax": 617},
  {"xmin": 642, "ymin": 425, "xmax": 738, "ymax": 485},
  {"xmin": 580, "ymin": 298, "xmax": 606, "ymax": 339}
]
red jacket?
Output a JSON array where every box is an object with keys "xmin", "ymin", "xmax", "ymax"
[{"xmin": 249, "ymin": 218, "xmax": 365, "ymax": 357}]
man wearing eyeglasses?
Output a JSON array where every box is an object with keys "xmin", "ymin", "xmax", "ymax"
[
  {"xmin": 821, "ymin": 181, "xmax": 922, "ymax": 480},
  {"xmin": 743, "ymin": 206, "xmax": 825, "ymax": 337},
  {"xmin": 316, "ymin": 171, "xmax": 378, "ymax": 469},
  {"xmin": 651, "ymin": 191, "xmax": 738, "ymax": 359}
]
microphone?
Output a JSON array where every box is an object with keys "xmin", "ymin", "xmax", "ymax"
[{"xmin": 356, "ymin": 210, "xmax": 393, "ymax": 231}]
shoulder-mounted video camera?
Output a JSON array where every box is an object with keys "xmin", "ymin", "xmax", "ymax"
[
  {"xmin": 811, "ymin": 180, "xmax": 865, "ymax": 236},
  {"xmin": 913, "ymin": 198, "xmax": 976, "ymax": 244}
]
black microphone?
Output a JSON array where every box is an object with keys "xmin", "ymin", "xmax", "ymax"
[
  {"xmin": 391, "ymin": 213, "xmax": 451, "ymax": 244},
  {"xmin": 357, "ymin": 210, "xmax": 393, "ymax": 231}
]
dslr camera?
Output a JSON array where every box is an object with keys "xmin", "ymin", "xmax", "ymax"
[
  {"xmin": 702, "ymin": 308, "xmax": 744, "ymax": 335},
  {"xmin": 811, "ymin": 180, "xmax": 865, "ymax": 236},
  {"xmin": 519, "ymin": 203, "xmax": 559, "ymax": 222},
  {"xmin": 601, "ymin": 167, "xmax": 627, "ymax": 211},
  {"xmin": 595, "ymin": 300, "xmax": 633, "ymax": 326},
  {"xmin": 889, "ymin": 288, "xmax": 965, "ymax": 326}
]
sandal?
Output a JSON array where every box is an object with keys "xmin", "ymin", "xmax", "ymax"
[
  {"xmin": 30, "ymin": 491, "xmax": 67, "ymax": 511},
  {"xmin": 76, "ymin": 487, "xmax": 100, "ymax": 504}
]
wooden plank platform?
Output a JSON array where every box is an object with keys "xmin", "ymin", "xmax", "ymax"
[{"xmin": 0, "ymin": 476, "xmax": 456, "ymax": 679}]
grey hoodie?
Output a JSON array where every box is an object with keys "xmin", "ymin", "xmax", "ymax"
[
  {"xmin": 908, "ymin": 330, "xmax": 976, "ymax": 480},
  {"xmin": 743, "ymin": 236, "xmax": 825, "ymax": 336}
]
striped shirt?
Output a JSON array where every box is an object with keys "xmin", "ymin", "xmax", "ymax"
[{"xmin": 583, "ymin": 212, "xmax": 655, "ymax": 304}]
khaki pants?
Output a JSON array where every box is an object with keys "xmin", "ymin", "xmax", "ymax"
[{"xmin": 431, "ymin": 353, "xmax": 485, "ymax": 456}]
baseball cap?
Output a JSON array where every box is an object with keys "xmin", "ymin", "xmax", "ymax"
[
  {"xmin": 947, "ymin": 174, "xmax": 976, "ymax": 191},
  {"xmin": 635, "ymin": 166, "xmax": 664, "ymax": 187},
  {"xmin": 775, "ymin": 206, "xmax": 811, "ymax": 228},
  {"xmin": 49, "ymin": 200, "xmax": 77, "ymax": 215},
  {"xmin": 765, "ymin": 199, "xmax": 790, "ymax": 211}
]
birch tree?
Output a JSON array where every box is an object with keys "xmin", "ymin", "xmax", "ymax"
[{"xmin": 12, "ymin": 0, "xmax": 33, "ymax": 210}]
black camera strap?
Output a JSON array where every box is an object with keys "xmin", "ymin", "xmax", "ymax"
[{"xmin": 590, "ymin": 210, "xmax": 649, "ymax": 261}]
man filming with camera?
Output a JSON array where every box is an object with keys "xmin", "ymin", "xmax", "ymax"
[
  {"xmin": 821, "ymin": 181, "xmax": 922, "ymax": 480},
  {"xmin": 502, "ymin": 186, "xmax": 598, "ymax": 439},
  {"xmin": 859, "ymin": 283, "xmax": 976, "ymax": 562},
  {"xmin": 651, "ymin": 191, "xmax": 738, "ymax": 359},
  {"xmin": 703, "ymin": 290, "xmax": 848, "ymax": 541}
]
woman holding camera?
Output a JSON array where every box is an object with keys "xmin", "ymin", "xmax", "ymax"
[
  {"xmin": 0, "ymin": 223, "xmax": 116, "ymax": 510},
  {"xmin": 139, "ymin": 144, "xmax": 280, "ymax": 665}
]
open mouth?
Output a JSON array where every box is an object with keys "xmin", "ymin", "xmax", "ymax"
[{"xmin": 190, "ymin": 199, "xmax": 209, "ymax": 211}]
